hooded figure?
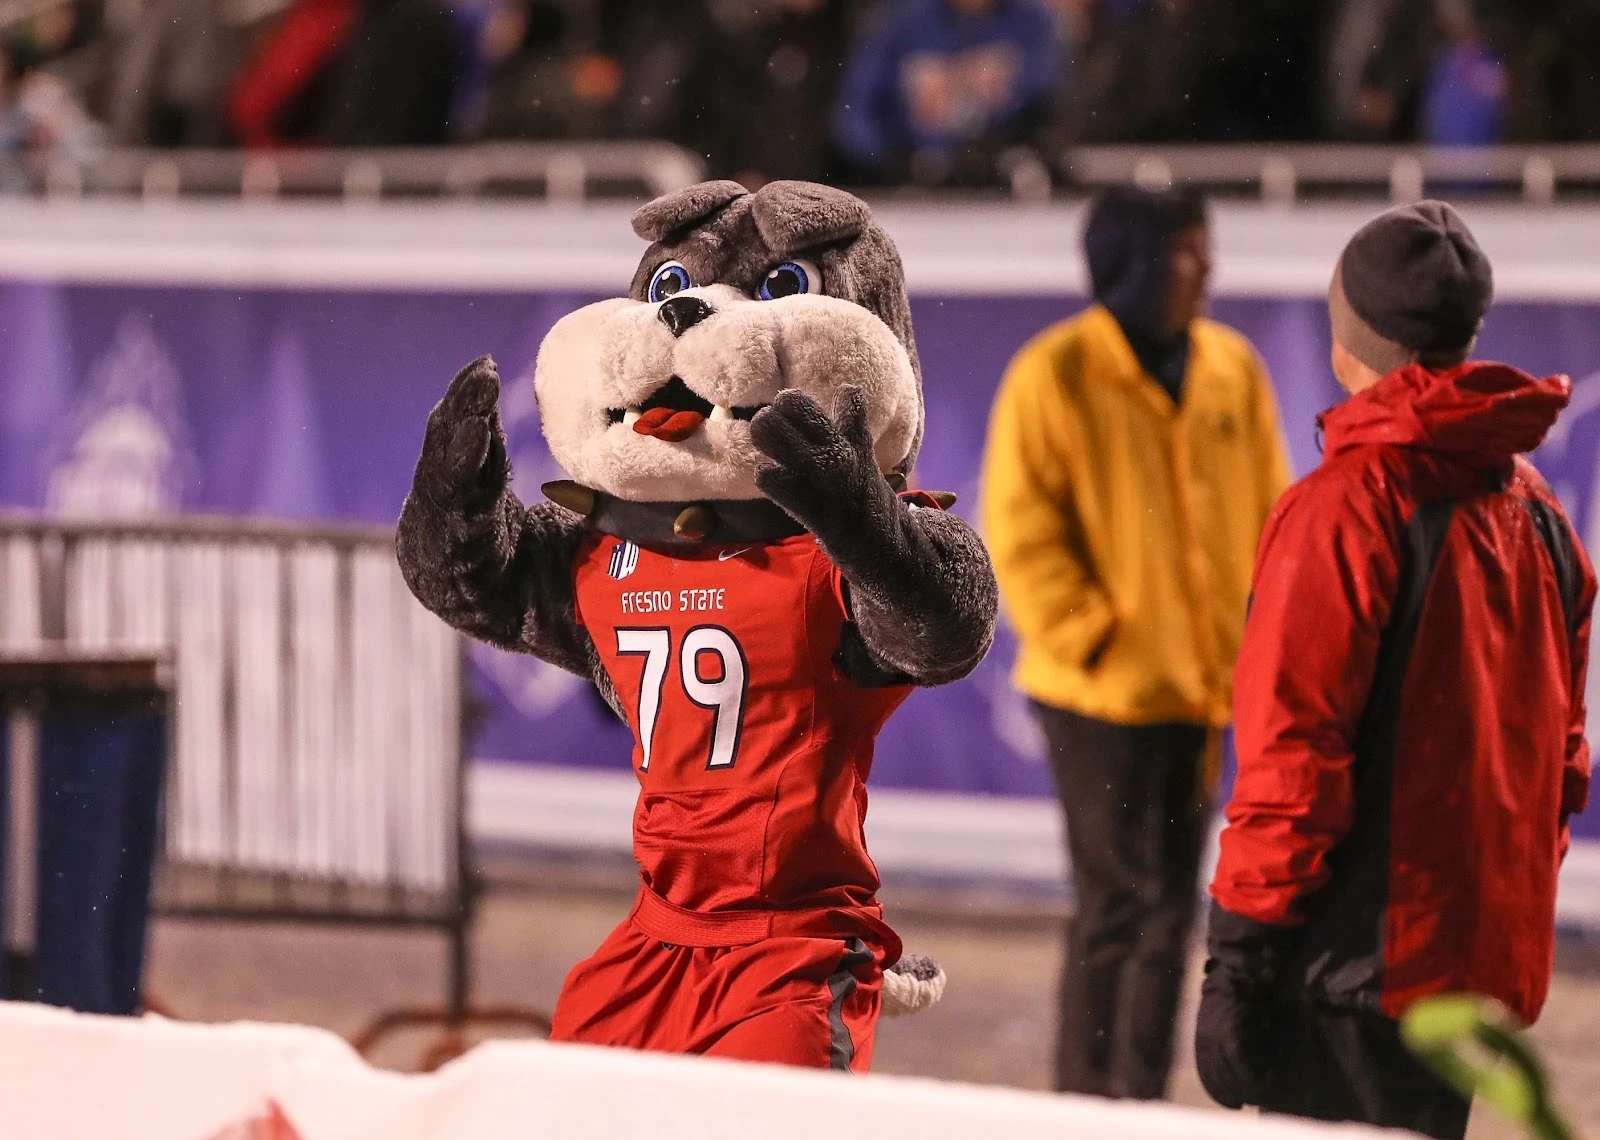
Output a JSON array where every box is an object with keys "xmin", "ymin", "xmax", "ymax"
[
  {"xmin": 1198, "ymin": 201, "xmax": 1596, "ymax": 1140},
  {"xmin": 1082, "ymin": 184, "xmax": 1209, "ymax": 402},
  {"xmin": 981, "ymin": 184, "xmax": 1292, "ymax": 1100}
]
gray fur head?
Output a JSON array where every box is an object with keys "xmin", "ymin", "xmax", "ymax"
[{"xmin": 534, "ymin": 181, "xmax": 923, "ymax": 502}]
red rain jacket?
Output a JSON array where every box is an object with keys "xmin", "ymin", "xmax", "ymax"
[{"xmin": 1211, "ymin": 361, "xmax": 1595, "ymax": 1024}]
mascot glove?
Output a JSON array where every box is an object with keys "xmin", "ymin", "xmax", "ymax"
[
  {"xmin": 1194, "ymin": 900, "xmax": 1299, "ymax": 1111},
  {"xmin": 415, "ymin": 355, "xmax": 511, "ymax": 516},
  {"xmin": 749, "ymin": 385, "xmax": 901, "ymax": 560}
]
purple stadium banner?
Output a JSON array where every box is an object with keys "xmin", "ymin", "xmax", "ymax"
[{"xmin": 1, "ymin": 282, "xmax": 1596, "ymax": 833}]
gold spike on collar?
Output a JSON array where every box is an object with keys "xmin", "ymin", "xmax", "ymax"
[
  {"xmin": 543, "ymin": 479, "xmax": 958, "ymax": 546},
  {"xmin": 543, "ymin": 481, "xmax": 806, "ymax": 546}
]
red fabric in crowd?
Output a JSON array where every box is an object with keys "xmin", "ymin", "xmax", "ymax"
[{"xmin": 228, "ymin": 0, "xmax": 357, "ymax": 148}]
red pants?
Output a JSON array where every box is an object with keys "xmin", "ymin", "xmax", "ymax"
[{"xmin": 550, "ymin": 892, "xmax": 887, "ymax": 1072}]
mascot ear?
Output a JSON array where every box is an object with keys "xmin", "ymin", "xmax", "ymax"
[
  {"xmin": 632, "ymin": 180, "xmax": 748, "ymax": 243},
  {"xmin": 750, "ymin": 181, "xmax": 871, "ymax": 256}
]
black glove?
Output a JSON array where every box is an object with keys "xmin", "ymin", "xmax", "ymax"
[
  {"xmin": 749, "ymin": 385, "xmax": 900, "ymax": 561},
  {"xmin": 413, "ymin": 355, "xmax": 509, "ymax": 516},
  {"xmin": 1194, "ymin": 901, "xmax": 1298, "ymax": 1110}
]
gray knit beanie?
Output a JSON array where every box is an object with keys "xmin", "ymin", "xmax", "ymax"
[{"xmin": 1328, "ymin": 200, "xmax": 1494, "ymax": 375}]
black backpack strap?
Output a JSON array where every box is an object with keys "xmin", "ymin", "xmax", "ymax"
[
  {"xmin": 1516, "ymin": 496, "xmax": 1585, "ymax": 640},
  {"xmin": 1296, "ymin": 497, "xmax": 1457, "ymax": 1009},
  {"xmin": 1359, "ymin": 498, "xmax": 1460, "ymax": 752}
]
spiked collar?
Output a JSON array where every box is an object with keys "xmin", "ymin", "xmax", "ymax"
[
  {"xmin": 543, "ymin": 481, "xmax": 807, "ymax": 546},
  {"xmin": 543, "ymin": 479, "xmax": 958, "ymax": 548}
]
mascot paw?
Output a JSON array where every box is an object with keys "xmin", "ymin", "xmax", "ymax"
[
  {"xmin": 419, "ymin": 355, "xmax": 509, "ymax": 509},
  {"xmin": 881, "ymin": 954, "xmax": 947, "ymax": 1018},
  {"xmin": 751, "ymin": 385, "xmax": 886, "ymax": 528}
]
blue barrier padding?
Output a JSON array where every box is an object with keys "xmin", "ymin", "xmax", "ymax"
[{"xmin": 0, "ymin": 712, "xmax": 166, "ymax": 1015}]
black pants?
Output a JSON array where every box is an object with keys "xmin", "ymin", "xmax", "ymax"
[
  {"xmin": 1035, "ymin": 704, "xmax": 1210, "ymax": 1099},
  {"xmin": 1259, "ymin": 1004, "xmax": 1472, "ymax": 1140}
]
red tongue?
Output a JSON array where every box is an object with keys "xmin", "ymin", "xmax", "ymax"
[{"xmin": 633, "ymin": 407, "xmax": 705, "ymax": 442}]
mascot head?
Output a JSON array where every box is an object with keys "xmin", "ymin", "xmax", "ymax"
[{"xmin": 534, "ymin": 180, "xmax": 923, "ymax": 504}]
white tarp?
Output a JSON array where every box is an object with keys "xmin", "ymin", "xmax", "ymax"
[{"xmin": 0, "ymin": 1001, "xmax": 1406, "ymax": 1140}]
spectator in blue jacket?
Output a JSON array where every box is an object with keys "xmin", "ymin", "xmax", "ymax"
[
  {"xmin": 1420, "ymin": 1, "xmax": 1508, "ymax": 145},
  {"xmin": 833, "ymin": 0, "xmax": 1058, "ymax": 186}
]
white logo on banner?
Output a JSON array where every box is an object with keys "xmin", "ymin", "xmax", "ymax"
[
  {"xmin": 985, "ymin": 653, "xmax": 1048, "ymax": 763},
  {"xmin": 47, "ymin": 314, "xmax": 193, "ymax": 518},
  {"xmin": 966, "ymin": 474, "xmax": 1048, "ymax": 768}
]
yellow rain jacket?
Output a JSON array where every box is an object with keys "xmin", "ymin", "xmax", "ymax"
[{"xmin": 981, "ymin": 304, "xmax": 1292, "ymax": 731}]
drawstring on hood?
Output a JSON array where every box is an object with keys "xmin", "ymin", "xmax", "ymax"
[{"xmin": 1319, "ymin": 361, "xmax": 1571, "ymax": 467}]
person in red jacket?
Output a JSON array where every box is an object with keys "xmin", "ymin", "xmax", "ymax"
[{"xmin": 1196, "ymin": 200, "xmax": 1596, "ymax": 1140}]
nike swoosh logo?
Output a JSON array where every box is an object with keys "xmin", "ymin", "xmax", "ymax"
[{"xmin": 718, "ymin": 547, "xmax": 752, "ymax": 562}]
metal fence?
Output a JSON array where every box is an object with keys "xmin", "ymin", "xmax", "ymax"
[
  {"xmin": 0, "ymin": 513, "xmax": 466, "ymax": 944},
  {"xmin": 1059, "ymin": 143, "xmax": 1600, "ymax": 204},
  {"xmin": 18, "ymin": 139, "xmax": 1600, "ymax": 205},
  {"xmin": 18, "ymin": 141, "xmax": 706, "ymax": 204}
]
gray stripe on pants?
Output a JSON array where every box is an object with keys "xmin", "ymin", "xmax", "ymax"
[{"xmin": 828, "ymin": 938, "xmax": 874, "ymax": 1071}]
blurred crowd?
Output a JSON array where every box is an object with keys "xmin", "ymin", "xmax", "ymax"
[{"xmin": 1, "ymin": 0, "xmax": 1599, "ymax": 188}]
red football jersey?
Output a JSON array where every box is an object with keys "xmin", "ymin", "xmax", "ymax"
[{"xmin": 574, "ymin": 531, "xmax": 911, "ymax": 916}]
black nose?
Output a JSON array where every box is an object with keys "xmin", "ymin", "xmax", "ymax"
[{"xmin": 658, "ymin": 295, "xmax": 712, "ymax": 338}]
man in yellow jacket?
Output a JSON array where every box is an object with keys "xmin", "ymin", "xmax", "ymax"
[{"xmin": 981, "ymin": 186, "xmax": 1292, "ymax": 1100}]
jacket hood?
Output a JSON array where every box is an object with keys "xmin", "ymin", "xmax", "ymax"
[
  {"xmin": 1321, "ymin": 361, "xmax": 1571, "ymax": 464},
  {"xmin": 1083, "ymin": 186, "xmax": 1204, "ymax": 341}
]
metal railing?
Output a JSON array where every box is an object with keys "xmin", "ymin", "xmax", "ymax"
[
  {"xmin": 0, "ymin": 513, "xmax": 466, "ymax": 934},
  {"xmin": 1059, "ymin": 143, "xmax": 1600, "ymax": 204},
  {"xmin": 19, "ymin": 141, "xmax": 705, "ymax": 203},
  {"xmin": 15, "ymin": 138, "xmax": 1600, "ymax": 205}
]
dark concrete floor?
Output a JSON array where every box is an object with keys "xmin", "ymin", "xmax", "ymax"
[{"xmin": 145, "ymin": 857, "xmax": 1600, "ymax": 1140}]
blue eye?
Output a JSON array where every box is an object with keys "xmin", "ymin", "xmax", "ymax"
[
  {"xmin": 648, "ymin": 261, "xmax": 692, "ymax": 303},
  {"xmin": 757, "ymin": 259, "xmax": 821, "ymax": 301}
]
